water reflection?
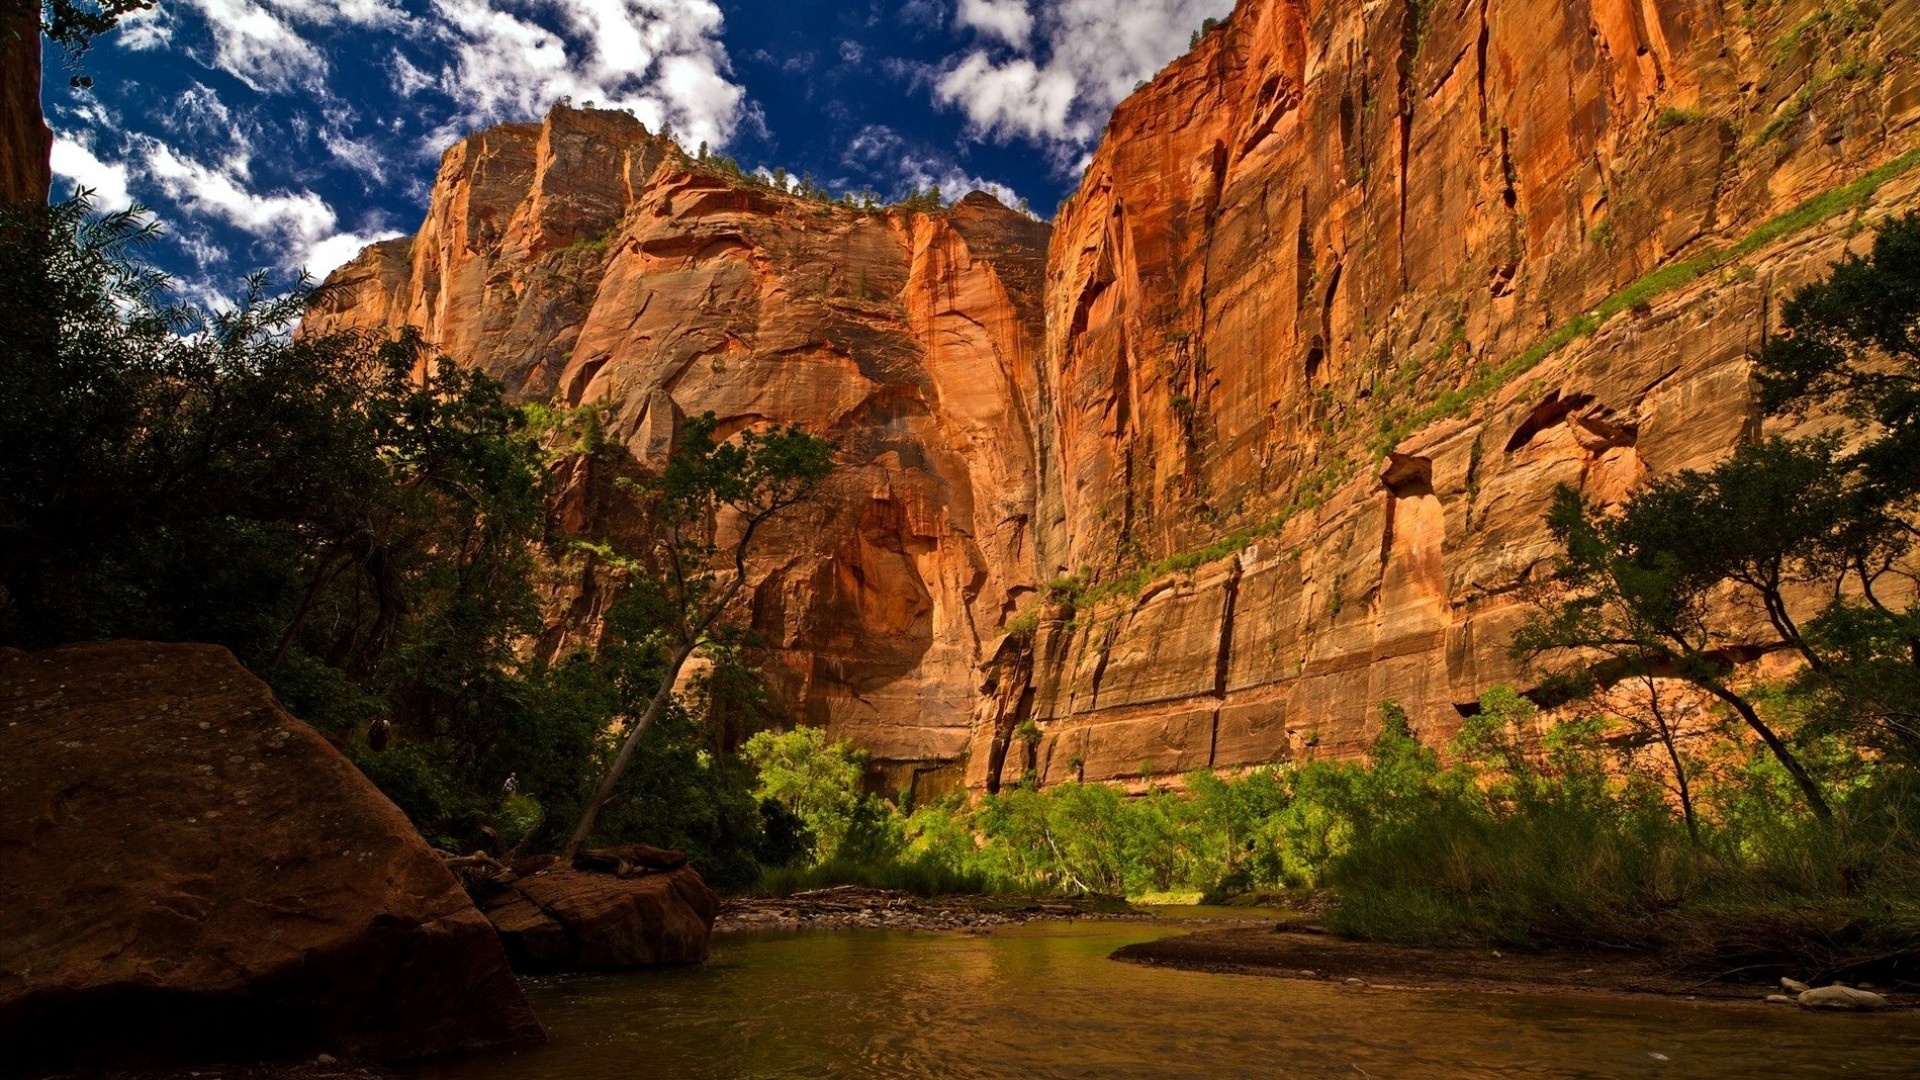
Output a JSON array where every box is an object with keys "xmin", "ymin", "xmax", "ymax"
[{"xmin": 417, "ymin": 920, "xmax": 1920, "ymax": 1079}]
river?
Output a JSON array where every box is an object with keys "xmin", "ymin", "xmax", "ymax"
[{"xmin": 417, "ymin": 915, "xmax": 1920, "ymax": 1078}]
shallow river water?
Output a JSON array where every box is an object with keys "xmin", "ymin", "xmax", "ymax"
[{"xmin": 417, "ymin": 916, "xmax": 1920, "ymax": 1079}]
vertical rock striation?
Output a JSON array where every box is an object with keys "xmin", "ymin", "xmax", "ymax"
[
  {"xmin": 1, "ymin": 11, "xmax": 50, "ymax": 203},
  {"xmin": 313, "ymin": 0, "xmax": 1920, "ymax": 792},
  {"xmin": 997, "ymin": 0, "xmax": 1920, "ymax": 790},
  {"xmin": 306, "ymin": 107, "xmax": 1051, "ymax": 795}
]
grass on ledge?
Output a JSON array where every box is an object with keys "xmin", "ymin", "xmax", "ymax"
[{"xmin": 1370, "ymin": 145, "xmax": 1920, "ymax": 455}]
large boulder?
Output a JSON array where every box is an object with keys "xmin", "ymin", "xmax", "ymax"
[
  {"xmin": 474, "ymin": 861, "xmax": 719, "ymax": 972},
  {"xmin": 0, "ymin": 641, "xmax": 544, "ymax": 1070}
]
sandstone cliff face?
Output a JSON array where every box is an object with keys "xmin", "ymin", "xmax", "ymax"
[
  {"xmin": 307, "ymin": 107, "xmax": 1051, "ymax": 789},
  {"xmin": 1002, "ymin": 0, "xmax": 1920, "ymax": 788},
  {"xmin": 1, "ymin": 14, "xmax": 50, "ymax": 203},
  {"xmin": 315, "ymin": 0, "xmax": 1920, "ymax": 794}
]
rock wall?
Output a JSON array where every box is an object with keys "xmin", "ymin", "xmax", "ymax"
[
  {"xmin": 997, "ymin": 0, "xmax": 1920, "ymax": 789},
  {"xmin": 306, "ymin": 107, "xmax": 1051, "ymax": 789},
  {"xmin": 313, "ymin": 0, "xmax": 1920, "ymax": 794},
  {"xmin": 1, "ymin": 10, "xmax": 50, "ymax": 203}
]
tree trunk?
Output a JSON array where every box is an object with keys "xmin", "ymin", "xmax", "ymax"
[
  {"xmin": 563, "ymin": 641, "xmax": 696, "ymax": 859},
  {"xmin": 1700, "ymin": 678, "xmax": 1833, "ymax": 821}
]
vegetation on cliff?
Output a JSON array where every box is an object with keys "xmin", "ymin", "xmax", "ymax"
[{"xmin": 736, "ymin": 221, "xmax": 1920, "ymax": 978}]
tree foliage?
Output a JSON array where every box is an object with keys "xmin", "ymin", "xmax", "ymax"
[{"xmin": 562, "ymin": 411, "xmax": 835, "ymax": 854}]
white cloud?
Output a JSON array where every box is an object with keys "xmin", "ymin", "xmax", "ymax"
[
  {"xmin": 320, "ymin": 125, "xmax": 388, "ymax": 183},
  {"xmin": 266, "ymin": 0, "xmax": 406, "ymax": 26},
  {"xmin": 934, "ymin": 0, "xmax": 1234, "ymax": 160},
  {"xmin": 389, "ymin": 52, "xmax": 435, "ymax": 98},
  {"xmin": 304, "ymin": 228, "xmax": 404, "ymax": 280},
  {"xmin": 173, "ymin": 0, "xmax": 327, "ymax": 92},
  {"xmin": 955, "ymin": 0, "xmax": 1033, "ymax": 48},
  {"xmin": 135, "ymin": 136, "xmax": 393, "ymax": 278},
  {"xmin": 50, "ymin": 135, "xmax": 133, "ymax": 209},
  {"xmin": 935, "ymin": 52, "xmax": 1075, "ymax": 143},
  {"xmin": 899, "ymin": 155, "xmax": 1026, "ymax": 212},
  {"xmin": 115, "ymin": 6, "xmax": 176, "ymax": 51},
  {"xmin": 428, "ymin": 0, "xmax": 746, "ymax": 152},
  {"xmin": 142, "ymin": 137, "xmax": 336, "ymax": 241}
]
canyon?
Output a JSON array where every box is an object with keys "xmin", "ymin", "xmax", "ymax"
[{"xmin": 306, "ymin": 0, "xmax": 1920, "ymax": 798}]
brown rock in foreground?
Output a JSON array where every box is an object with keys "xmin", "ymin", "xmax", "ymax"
[
  {"xmin": 476, "ymin": 865, "xmax": 719, "ymax": 971},
  {"xmin": 0, "ymin": 641, "xmax": 544, "ymax": 1069}
]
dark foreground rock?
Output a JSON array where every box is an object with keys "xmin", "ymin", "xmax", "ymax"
[
  {"xmin": 0, "ymin": 642, "xmax": 543, "ymax": 1071},
  {"xmin": 471, "ymin": 861, "xmax": 720, "ymax": 971},
  {"xmin": 1114, "ymin": 926, "xmax": 1918, "ymax": 1007}
]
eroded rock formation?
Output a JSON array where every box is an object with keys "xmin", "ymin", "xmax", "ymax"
[
  {"xmin": 476, "ymin": 862, "xmax": 720, "ymax": 972},
  {"xmin": 999, "ymin": 0, "xmax": 1920, "ymax": 789},
  {"xmin": 0, "ymin": 641, "xmax": 543, "ymax": 1069},
  {"xmin": 312, "ymin": 0, "xmax": 1920, "ymax": 793},
  {"xmin": 306, "ymin": 107, "xmax": 1050, "ymax": 794}
]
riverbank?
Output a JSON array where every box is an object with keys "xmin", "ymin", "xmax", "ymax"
[
  {"xmin": 1113, "ymin": 925, "xmax": 1919, "ymax": 1007},
  {"xmin": 715, "ymin": 885, "xmax": 1153, "ymax": 932}
]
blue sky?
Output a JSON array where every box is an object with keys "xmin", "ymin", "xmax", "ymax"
[{"xmin": 42, "ymin": 0, "xmax": 1234, "ymax": 305}]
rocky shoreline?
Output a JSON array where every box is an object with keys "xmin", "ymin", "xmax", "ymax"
[
  {"xmin": 715, "ymin": 886, "xmax": 1152, "ymax": 933},
  {"xmin": 1112, "ymin": 926, "xmax": 1917, "ymax": 1009}
]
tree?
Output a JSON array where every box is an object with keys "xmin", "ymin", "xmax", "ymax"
[
  {"xmin": 1, "ymin": 195, "xmax": 559, "ymax": 852},
  {"xmin": 1517, "ymin": 213, "xmax": 1920, "ymax": 815},
  {"xmin": 1752, "ymin": 212, "xmax": 1920, "ymax": 764},
  {"xmin": 1515, "ymin": 480, "xmax": 1835, "ymax": 819},
  {"xmin": 742, "ymin": 726, "xmax": 866, "ymax": 860},
  {"xmin": 562, "ymin": 412, "xmax": 834, "ymax": 856}
]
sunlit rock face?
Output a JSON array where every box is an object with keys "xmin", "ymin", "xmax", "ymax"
[
  {"xmin": 1003, "ymin": 0, "xmax": 1920, "ymax": 790},
  {"xmin": 313, "ymin": 0, "xmax": 1920, "ymax": 794},
  {"xmin": 306, "ymin": 106, "xmax": 1052, "ymax": 792}
]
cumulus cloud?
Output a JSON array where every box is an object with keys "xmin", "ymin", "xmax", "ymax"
[
  {"xmin": 429, "ymin": 0, "xmax": 746, "ymax": 152},
  {"xmin": 955, "ymin": 0, "xmax": 1033, "ymax": 48},
  {"xmin": 933, "ymin": 0, "xmax": 1233, "ymax": 160},
  {"xmin": 136, "ymin": 136, "xmax": 396, "ymax": 279},
  {"xmin": 50, "ymin": 134, "xmax": 133, "ymax": 209}
]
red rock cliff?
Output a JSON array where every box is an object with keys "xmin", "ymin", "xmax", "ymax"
[
  {"xmin": 306, "ymin": 107, "xmax": 1051, "ymax": 795},
  {"xmin": 1, "ymin": 11, "xmax": 51, "ymax": 203},
  {"xmin": 314, "ymin": 0, "xmax": 1920, "ymax": 794},
  {"xmin": 998, "ymin": 0, "xmax": 1920, "ymax": 789}
]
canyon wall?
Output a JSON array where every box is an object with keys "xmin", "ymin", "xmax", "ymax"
[
  {"xmin": 305, "ymin": 108, "xmax": 1051, "ymax": 793},
  {"xmin": 984, "ymin": 0, "xmax": 1920, "ymax": 791},
  {"xmin": 314, "ymin": 0, "xmax": 1920, "ymax": 795},
  {"xmin": 1, "ymin": 12, "xmax": 50, "ymax": 203}
]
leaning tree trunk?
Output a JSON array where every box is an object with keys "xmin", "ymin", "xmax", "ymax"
[
  {"xmin": 563, "ymin": 641, "xmax": 697, "ymax": 860},
  {"xmin": 1701, "ymin": 678, "xmax": 1833, "ymax": 822}
]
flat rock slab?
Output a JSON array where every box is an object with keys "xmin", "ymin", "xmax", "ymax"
[
  {"xmin": 0, "ymin": 642, "xmax": 543, "ymax": 1069},
  {"xmin": 1113, "ymin": 926, "xmax": 1914, "ymax": 1006},
  {"xmin": 478, "ymin": 866, "xmax": 718, "ymax": 971}
]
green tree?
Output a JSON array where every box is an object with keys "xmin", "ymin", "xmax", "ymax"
[
  {"xmin": 742, "ymin": 726, "xmax": 866, "ymax": 860},
  {"xmin": 0, "ymin": 196, "xmax": 553, "ymax": 852},
  {"xmin": 1517, "ymin": 213, "xmax": 1920, "ymax": 815},
  {"xmin": 562, "ymin": 412, "xmax": 834, "ymax": 855},
  {"xmin": 1515, "ymin": 479, "xmax": 1834, "ymax": 819}
]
